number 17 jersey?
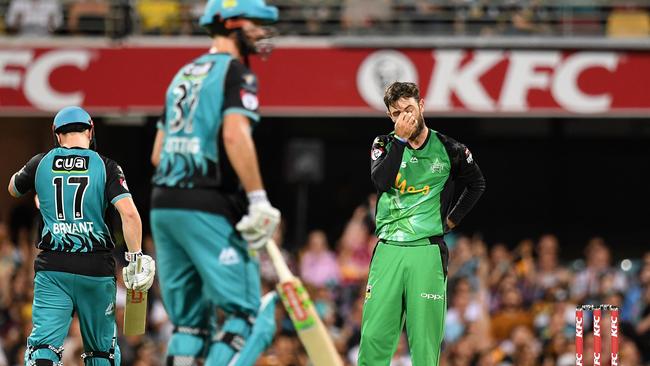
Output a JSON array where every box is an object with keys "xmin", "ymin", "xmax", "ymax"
[{"xmin": 12, "ymin": 147, "xmax": 131, "ymax": 252}]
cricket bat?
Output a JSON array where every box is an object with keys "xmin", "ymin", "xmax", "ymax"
[
  {"xmin": 266, "ymin": 239, "xmax": 343, "ymax": 366},
  {"xmin": 124, "ymin": 257, "xmax": 148, "ymax": 336}
]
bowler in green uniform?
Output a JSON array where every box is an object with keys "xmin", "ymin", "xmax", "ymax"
[{"xmin": 358, "ymin": 82, "xmax": 486, "ymax": 365}]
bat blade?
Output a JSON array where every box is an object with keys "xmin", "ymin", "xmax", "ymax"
[
  {"xmin": 124, "ymin": 289, "xmax": 147, "ymax": 335},
  {"xmin": 266, "ymin": 240, "xmax": 343, "ymax": 366},
  {"xmin": 276, "ymin": 278, "xmax": 343, "ymax": 366},
  {"xmin": 123, "ymin": 257, "xmax": 148, "ymax": 336}
]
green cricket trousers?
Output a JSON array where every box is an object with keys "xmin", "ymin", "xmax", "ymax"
[{"xmin": 358, "ymin": 237, "xmax": 449, "ymax": 366}]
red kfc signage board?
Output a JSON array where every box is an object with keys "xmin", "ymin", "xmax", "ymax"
[{"xmin": 0, "ymin": 43, "xmax": 648, "ymax": 117}]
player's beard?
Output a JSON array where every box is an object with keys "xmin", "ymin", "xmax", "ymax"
[{"xmin": 409, "ymin": 110, "xmax": 425, "ymax": 140}]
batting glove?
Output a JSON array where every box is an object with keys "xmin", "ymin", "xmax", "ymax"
[
  {"xmin": 122, "ymin": 251, "xmax": 156, "ymax": 291},
  {"xmin": 236, "ymin": 191, "xmax": 280, "ymax": 250}
]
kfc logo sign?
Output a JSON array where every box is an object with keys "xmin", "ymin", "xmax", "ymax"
[
  {"xmin": 576, "ymin": 316, "xmax": 583, "ymax": 338},
  {"xmin": 0, "ymin": 49, "xmax": 92, "ymax": 111},
  {"xmin": 357, "ymin": 49, "xmax": 619, "ymax": 114},
  {"xmin": 576, "ymin": 354, "xmax": 583, "ymax": 366}
]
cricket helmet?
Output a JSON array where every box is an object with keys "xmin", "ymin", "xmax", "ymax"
[
  {"xmin": 199, "ymin": 0, "xmax": 279, "ymax": 29},
  {"xmin": 53, "ymin": 106, "xmax": 93, "ymax": 132}
]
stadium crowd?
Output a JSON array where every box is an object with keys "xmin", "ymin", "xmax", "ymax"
[
  {"xmin": 1, "ymin": 0, "xmax": 649, "ymax": 37},
  {"xmin": 1, "ymin": 194, "xmax": 650, "ymax": 366}
]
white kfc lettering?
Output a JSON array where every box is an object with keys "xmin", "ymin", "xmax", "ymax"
[
  {"xmin": 499, "ymin": 51, "xmax": 561, "ymax": 111},
  {"xmin": 594, "ymin": 352, "xmax": 601, "ymax": 366},
  {"xmin": 611, "ymin": 353, "xmax": 618, "ymax": 365},
  {"xmin": 426, "ymin": 50, "xmax": 502, "ymax": 112},
  {"xmin": 594, "ymin": 315, "xmax": 601, "ymax": 337},
  {"xmin": 576, "ymin": 354, "xmax": 583, "ymax": 366},
  {"xmin": 552, "ymin": 52, "xmax": 618, "ymax": 113},
  {"xmin": 421, "ymin": 50, "xmax": 619, "ymax": 113},
  {"xmin": 611, "ymin": 315, "xmax": 618, "ymax": 337},
  {"xmin": 0, "ymin": 49, "xmax": 92, "ymax": 111},
  {"xmin": 0, "ymin": 51, "xmax": 33, "ymax": 89},
  {"xmin": 575, "ymin": 316, "xmax": 583, "ymax": 338}
]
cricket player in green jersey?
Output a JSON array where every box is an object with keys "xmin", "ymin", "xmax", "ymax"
[{"xmin": 358, "ymin": 82, "xmax": 486, "ymax": 365}]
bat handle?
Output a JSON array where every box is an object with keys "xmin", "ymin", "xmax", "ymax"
[{"xmin": 265, "ymin": 239, "xmax": 293, "ymax": 283}]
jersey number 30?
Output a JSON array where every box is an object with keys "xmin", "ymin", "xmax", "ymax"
[{"xmin": 52, "ymin": 176, "xmax": 89, "ymax": 220}]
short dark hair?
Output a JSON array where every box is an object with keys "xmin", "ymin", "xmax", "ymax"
[
  {"xmin": 55, "ymin": 123, "xmax": 91, "ymax": 135},
  {"xmin": 383, "ymin": 82, "xmax": 421, "ymax": 109}
]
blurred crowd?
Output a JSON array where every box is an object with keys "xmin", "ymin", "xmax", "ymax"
[
  {"xmin": 1, "ymin": 0, "xmax": 649, "ymax": 37},
  {"xmin": 1, "ymin": 194, "xmax": 650, "ymax": 366}
]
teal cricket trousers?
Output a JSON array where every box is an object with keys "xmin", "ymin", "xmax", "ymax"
[
  {"xmin": 151, "ymin": 209, "xmax": 270, "ymax": 366},
  {"xmin": 358, "ymin": 238, "xmax": 448, "ymax": 366},
  {"xmin": 25, "ymin": 271, "xmax": 120, "ymax": 366}
]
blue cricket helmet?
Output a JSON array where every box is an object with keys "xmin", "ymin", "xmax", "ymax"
[
  {"xmin": 53, "ymin": 106, "xmax": 92, "ymax": 132},
  {"xmin": 199, "ymin": 0, "xmax": 279, "ymax": 28}
]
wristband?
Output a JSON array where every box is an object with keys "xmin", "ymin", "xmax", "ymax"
[
  {"xmin": 394, "ymin": 135, "xmax": 407, "ymax": 144},
  {"xmin": 247, "ymin": 190, "xmax": 269, "ymax": 205},
  {"xmin": 125, "ymin": 251, "xmax": 143, "ymax": 262}
]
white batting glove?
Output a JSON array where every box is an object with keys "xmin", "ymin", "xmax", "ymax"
[
  {"xmin": 236, "ymin": 191, "xmax": 280, "ymax": 250},
  {"xmin": 122, "ymin": 252, "xmax": 156, "ymax": 291}
]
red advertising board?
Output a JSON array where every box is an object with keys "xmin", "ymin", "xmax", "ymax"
[{"xmin": 1, "ymin": 42, "xmax": 649, "ymax": 116}]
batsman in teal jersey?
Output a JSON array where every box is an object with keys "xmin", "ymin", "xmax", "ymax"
[
  {"xmin": 358, "ymin": 82, "xmax": 486, "ymax": 366},
  {"xmin": 149, "ymin": 1, "xmax": 281, "ymax": 365},
  {"xmin": 7, "ymin": 106, "xmax": 156, "ymax": 366}
]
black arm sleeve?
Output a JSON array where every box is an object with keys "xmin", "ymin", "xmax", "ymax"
[
  {"xmin": 101, "ymin": 156, "xmax": 131, "ymax": 205},
  {"xmin": 222, "ymin": 59, "xmax": 260, "ymax": 122},
  {"xmin": 12, "ymin": 153, "xmax": 45, "ymax": 196},
  {"xmin": 439, "ymin": 133, "xmax": 486, "ymax": 225},
  {"xmin": 370, "ymin": 135, "xmax": 406, "ymax": 192}
]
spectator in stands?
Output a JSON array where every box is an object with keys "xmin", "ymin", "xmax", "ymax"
[
  {"xmin": 534, "ymin": 234, "xmax": 571, "ymax": 295},
  {"xmin": 445, "ymin": 277, "xmax": 486, "ymax": 344},
  {"xmin": 135, "ymin": 0, "xmax": 181, "ymax": 35},
  {"xmin": 299, "ymin": 230, "xmax": 340, "ymax": 288},
  {"xmin": 337, "ymin": 211, "xmax": 372, "ymax": 314},
  {"xmin": 491, "ymin": 286, "xmax": 534, "ymax": 342},
  {"xmin": 341, "ymin": 0, "xmax": 393, "ymax": 33},
  {"xmin": 67, "ymin": 0, "xmax": 110, "ymax": 35},
  {"xmin": 635, "ymin": 282, "xmax": 650, "ymax": 361},
  {"xmin": 623, "ymin": 258, "xmax": 650, "ymax": 322},
  {"xmin": 572, "ymin": 237, "xmax": 626, "ymax": 303},
  {"xmin": 4, "ymin": 0, "xmax": 62, "ymax": 35}
]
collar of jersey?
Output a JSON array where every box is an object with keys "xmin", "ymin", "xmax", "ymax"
[{"xmin": 408, "ymin": 128, "xmax": 432, "ymax": 151}]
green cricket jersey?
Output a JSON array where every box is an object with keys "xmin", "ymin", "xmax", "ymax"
[{"xmin": 370, "ymin": 129, "xmax": 485, "ymax": 242}]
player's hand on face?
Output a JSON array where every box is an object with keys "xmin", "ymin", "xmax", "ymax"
[
  {"xmin": 123, "ymin": 255, "xmax": 156, "ymax": 291},
  {"xmin": 394, "ymin": 111, "xmax": 417, "ymax": 141},
  {"xmin": 236, "ymin": 202, "xmax": 281, "ymax": 250}
]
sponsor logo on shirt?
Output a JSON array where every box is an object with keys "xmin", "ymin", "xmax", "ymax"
[
  {"xmin": 371, "ymin": 147, "xmax": 384, "ymax": 161},
  {"xmin": 105, "ymin": 302, "xmax": 115, "ymax": 316},
  {"xmin": 52, "ymin": 155, "xmax": 89, "ymax": 173},
  {"xmin": 464, "ymin": 147, "xmax": 474, "ymax": 164},
  {"xmin": 365, "ymin": 284, "xmax": 372, "ymax": 301},
  {"xmin": 420, "ymin": 293, "xmax": 444, "ymax": 301},
  {"xmin": 241, "ymin": 90, "xmax": 259, "ymax": 110},
  {"xmin": 219, "ymin": 247, "xmax": 240, "ymax": 266},
  {"xmin": 394, "ymin": 172, "xmax": 430, "ymax": 195},
  {"xmin": 430, "ymin": 158, "xmax": 445, "ymax": 174},
  {"xmin": 120, "ymin": 177, "xmax": 129, "ymax": 190}
]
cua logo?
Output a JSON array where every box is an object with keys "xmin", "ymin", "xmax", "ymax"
[{"xmin": 52, "ymin": 156, "xmax": 88, "ymax": 172}]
